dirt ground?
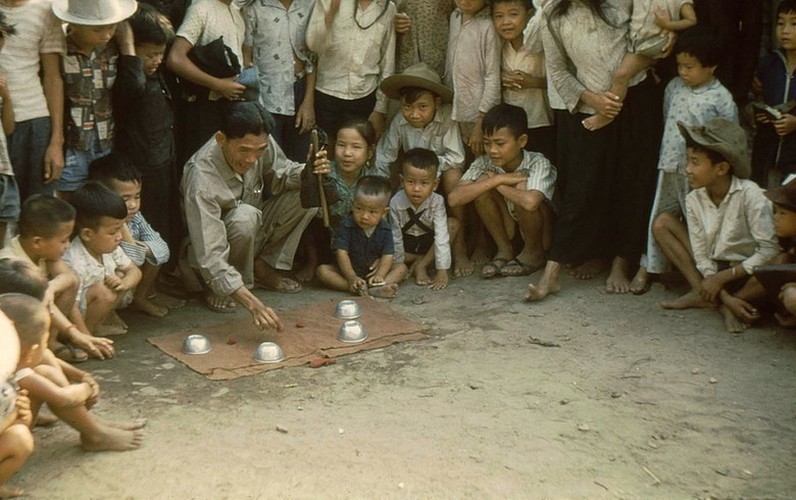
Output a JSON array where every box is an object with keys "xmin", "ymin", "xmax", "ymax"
[{"xmin": 12, "ymin": 271, "xmax": 796, "ymax": 499}]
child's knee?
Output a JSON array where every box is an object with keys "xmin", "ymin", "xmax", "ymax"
[
  {"xmin": 1, "ymin": 424, "xmax": 35, "ymax": 459},
  {"xmin": 652, "ymin": 211, "xmax": 676, "ymax": 235},
  {"xmin": 87, "ymin": 282, "xmax": 118, "ymax": 305}
]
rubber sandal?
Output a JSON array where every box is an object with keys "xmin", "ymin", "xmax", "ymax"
[
  {"xmin": 53, "ymin": 343, "xmax": 88, "ymax": 363},
  {"xmin": 480, "ymin": 258, "xmax": 508, "ymax": 279},
  {"xmin": 256, "ymin": 277, "xmax": 303, "ymax": 294},
  {"xmin": 500, "ymin": 259, "xmax": 544, "ymax": 277},
  {"xmin": 203, "ymin": 293, "xmax": 237, "ymax": 313}
]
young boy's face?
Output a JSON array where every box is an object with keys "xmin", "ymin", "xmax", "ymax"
[
  {"xmin": 136, "ymin": 42, "xmax": 167, "ymax": 76},
  {"xmin": 493, "ymin": 1, "xmax": 532, "ymax": 43},
  {"xmin": 455, "ymin": 0, "xmax": 487, "ymax": 16},
  {"xmin": 82, "ymin": 216, "xmax": 124, "ymax": 256},
  {"xmin": 684, "ymin": 147, "xmax": 728, "ymax": 189},
  {"xmin": 401, "ymin": 164, "xmax": 439, "ymax": 207},
  {"xmin": 676, "ymin": 52, "xmax": 715, "ymax": 89},
  {"xmin": 400, "ymin": 91, "xmax": 439, "ymax": 129},
  {"xmin": 352, "ymin": 193, "xmax": 389, "ymax": 231},
  {"xmin": 36, "ymin": 220, "xmax": 75, "ymax": 262},
  {"xmin": 108, "ymin": 179, "xmax": 142, "ymax": 223},
  {"xmin": 69, "ymin": 24, "xmax": 117, "ymax": 51},
  {"xmin": 773, "ymin": 203, "xmax": 796, "ymax": 238},
  {"xmin": 776, "ymin": 10, "xmax": 796, "ymax": 50},
  {"xmin": 483, "ymin": 126, "xmax": 527, "ymax": 171}
]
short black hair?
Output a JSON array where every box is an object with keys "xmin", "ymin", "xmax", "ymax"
[
  {"xmin": 0, "ymin": 293, "xmax": 49, "ymax": 348},
  {"xmin": 778, "ymin": 0, "xmax": 796, "ymax": 16},
  {"xmin": 492, "ymin": 0, "xmax": 535, "ymax": 11},
  {"xmin": 0, "ymin": 12, "xmax": 17, "ymax": 38},
  {"xmin": 674, "ymin": 26, "xmax": 723, "ymax": 68},
  {"xmin": 220, "ymin": 101, "xmax": 273, "ymax": 139},
  {"xmin": 482, "ymin": 103, "xmax": 528, "ymax": 139},
  {"xmin": 685, "ymin": 137, "xmax": 732, "ymax": 172},
  {"xmin": 0, "ymin": 259, "xmax": 48, "ymax": 301},
  {"xmin": 17, "ymin": 195, "xmax": 76, "ymax": 239},
  {"xmin": 69, "ymin": 181, "xmax": 128, "ymax": 230},
  {"xmin": 338, "ymin": 118, "xmax": 377, "ymax": 147},
  {"xmin": 398, "ymin": 86, "xmax": 439, "ymax": 105},
  {"xmin": 354, "ymin": 175, "xmax": 392, "ymax": 202},
  {"xmin": 89, "ymin": 152, "xmax": 142, "ymax": 187},
  {"xmin": 128, "ymin": 2, "xmax": 174, "ymax": 45},
  {"xmin": 401, "ymin": 148, "xmax": 439, "ymax": 177}
]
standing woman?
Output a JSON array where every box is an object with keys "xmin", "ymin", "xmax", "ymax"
[{"xmin": 525, "ymin": 0, "xmax": 662, "ymax": 301}]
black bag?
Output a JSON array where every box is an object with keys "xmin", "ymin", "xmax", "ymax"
[{"xmin": 184, "ymin": 36, "xmax": 241, "ymax": 100}]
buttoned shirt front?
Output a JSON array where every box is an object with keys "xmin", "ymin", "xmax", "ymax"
[
  {"xmin": 685, "ymin": 177, "xmax": 780, "ymax": 276},
  {"xmin": 389, "ymin": 190, "xmax": 450, "ymax": 270}
]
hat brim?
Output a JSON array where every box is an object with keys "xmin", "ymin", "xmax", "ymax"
[
  {"xmin": 380, "ymin": 74, "xmax": 453, "ymax": 103},
  {"xmin": 765, "ymin": 185, "xmax": 796, "ymax": 211},
  {"xmin": 53, "ymin": 0, "xmax": 138, "ymax": 25},
  {"xmin": 677, "ymin": 121, "xmax": 751, "ymax": 179}
]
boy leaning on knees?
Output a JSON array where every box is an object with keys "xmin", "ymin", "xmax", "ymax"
[
  {"xmin": 655, "ymin": 118, "xmax": 781, "ymax": 333},
  {"xmin": 0, "ymin": 294, "xmax": 145, "ymax": 454},
  {"xmin": 317, "ymin": 176, "xmax": 407, "ymax": 299},
  {"xmin": 448, "ymin": 103, "xmax": 556, "ymax": 279},
  {"xmin": 390, "ymin": 148, "xmax": 457, "ymax": 291},
  {"xmin": 0, "ymin": 196, "xmax": 115, "ymax": 362},
  {"xmin": 63, "ymin": 182, "xmax": 142, "ymax": 338}
]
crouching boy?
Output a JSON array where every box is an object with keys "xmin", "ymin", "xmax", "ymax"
[
  {"xmin": 448, "ymin": 103, "xmax": 556, "ymax": 278},
  {"xmin": 317, "ymin": 176, "xmax": 407, "ymax": 298}
]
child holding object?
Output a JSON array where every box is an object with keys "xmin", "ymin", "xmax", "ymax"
[{"xmin": 317, "ymin": 176, "xmax": 407, "ymax": 298}]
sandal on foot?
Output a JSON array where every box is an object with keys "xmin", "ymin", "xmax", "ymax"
[
  {"xmin": 257, "ymin": 276, "xmax": 303, "ymax": 294},
  {"xmin": 500, "ymin": 259, "xmax": 544, "ymax": 277},
  {"xmin": 480, "ymin": 258, "xmax": 508, "ymax": 279},
  {"xmin": 203, "ymin": 293, "xmax": 237, "ymax": 313},
  {"xmin": 54, "ymin": 344, "xmax": 89, "ymax": 363}
]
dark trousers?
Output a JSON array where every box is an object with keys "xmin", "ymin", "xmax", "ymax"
[
  {"xmin": 140, "ymin": 166, "xmax": 183, "ymax": 256},
  {"xmin": 175, "ymin": 98, "xmax": 225, "ymax": 171},
  {"xmin": 271, "ymin": 77, "xmax": 311, "ymax": 162},
  {"xmin": 525, "ymin": 124, "xmax": 558, "ymax": 166},
  {"xmin": 7, "ymin": 117, "xmax": 54, "ymax": 200},
  {"xmin": 314, "ymin": 90, "xmax": 376, "ymax": 146}
]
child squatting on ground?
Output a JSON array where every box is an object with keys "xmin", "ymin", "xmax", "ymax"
[
  {"xmin": 655, "ymin": 118, "xmax": 781, "ymax": 333},
  {"xmin": 0, "ymin": 293, "xmax": 144, "ymax": 453},
  {"xmin": 317, "ymin": 175, "xmax": 407, "ymax": 298},
  {"xmin": 390, "ymin": 148, "xmax": 457, "ymax": 291},
  {"xmin": 763, "ymin": 177, "xmax": 796, "ymax": 326}
]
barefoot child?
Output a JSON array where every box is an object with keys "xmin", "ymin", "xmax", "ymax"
[
  {"xmin": 63, "ymin": 182, "xmax": 143, "ymax": 337},
  {"xmin": 89, "ymin": 153, "xmax": 183, "ymax": 318},
  {"xmin": 582, "ymin": 0, "xmax": 697, "ymax": 131},
  {"xmin": 390, "ymin": 148, "xmax": 456, "ymax": 290},
  {"xmin": 316, "ymin": 175, "xmax": 407, "ymax": 298},
  {"xmin": 655, "ymin": 118, "xmax": 781, "ymax": 333},
  {"xmin": 0, "ymin": 294, "xmax": 144, "ymax": 452},
  {"xmin": 0, "ymin": 196, "xmax": 115, "ymax": 361},
  {"xmin": 761, "ymin": 177, "xmax": 796, "ymax": 327},
  {"xmin": 376, "ymin": 63, "xmax": 470, "ymax": 276},
  {"xmin": 448, "ymin": 103, "xmax": 556, "ymax": 279}
]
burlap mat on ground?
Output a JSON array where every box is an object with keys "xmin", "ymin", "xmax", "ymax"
[{"xmin": 148, "ymin": 298, "xmax": 428, "ymax": 380}]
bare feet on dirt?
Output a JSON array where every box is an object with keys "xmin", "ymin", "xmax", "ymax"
[
  {"xmin": 80, "ymin": 425, "xmax": 144, "ymax": 452},
  {"xmin": 660, "ymin": 290, "xmax": 714, "ymax": 310}
]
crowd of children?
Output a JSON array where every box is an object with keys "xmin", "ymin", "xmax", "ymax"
[{"xmin": 1, "ymin": 0, "xmax": 796, "ymax": 495}]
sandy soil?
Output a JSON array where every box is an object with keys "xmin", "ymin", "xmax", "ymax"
[{"xmin": 12, "ymin": 272, "xmax": 796, "ymax": 499}]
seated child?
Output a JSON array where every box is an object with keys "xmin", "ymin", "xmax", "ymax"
[
  {"xmin": 448, "ymin": 103, "xmax": 556, "ymax": 279},
  {"xmin": 0, "ymin": 196, "xmax": 115, "ymax": 361},
  {"xmin": 0, "ymin": 294, "xmax": 144, "ymax": 452},
  {"xmin": 316, "ymin": 176, "xmax": 407, "ymax": 298},
  {"xmin": 762, "ymin": 177, "xmax": 796, "ymax": 327},
  {"xmin": 493, "ymin": 0, "xmax": 556, "ymax": 163},
  {"xmin": 376, "ymin": 63, "xmax": 471, "ymax": 277},
  {"xmin": 63, "ymin": 182, "xmax": 143, "ymax": 337},
  {"xmin": 0, "ymin": 308, "xmax": 33, "ymax": 499},
  {"xmin": 390, "ymin": 148, "xmax": 456, "ymax": 290},
  {"xmin": 582, "ymin": 0, "xmax": 697, "ymax": 131},
  {"xmin": 0, "ymin": 12, "xmax": 19, "ymax": 248},
  {"xmin": 656, "ymin": 118, "xmax": 781, "ymax": 333},
  {"xmin": 89, "ymin": 153, "xmax": 183, "ymax": 318}
]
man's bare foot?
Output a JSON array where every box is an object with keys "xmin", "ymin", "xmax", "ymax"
[
  {"xmin": 98, "ymin": 417, "xmax": 147, "ymax": 430},
  {"xmin": 524, "ymin": 262, "xmax": 561, "ymax": 302},
  {"xmin": 80, "ymin": 425, "xmax": 143, "ymax": 452},
  {"xmin": 369, "ymin": 283, "xmax": 398, "ymax": 298},
  {"xmin": 415, "ymin": 266, "xmax": 432, "ymax": 286},
  {"xmin": 453, "ymin": 255, "xmax": 473, "ymax": 277},
  {"xmin": 629, "ymin": 267, "xmax": 651, "ymax": 295},
  {"xmin": 151, "ymin": 293, "xmax": 186, "ymax": 310},
  {"xmin": 582, "ymin": 113, "xmax": 614, "ymax": 131},
  {"xmin": 720, "ymin": 304, "xmax": 749, "ymax": 334},
  {"xmin": 254, "ymin": 261, "xmax": 302, "ymax": 293},
  {"xmin": 130, "ymin": 296, "xmax": 168, "ymax": 318},
  {"xmin": 95, "ymin": 312, "xmax": 128, "ymax": 336},
  {"xmin": 203, "ymin": 292, "xmax": 237, "ymax": 313},
  {"xmin": 605, "ymin": 256, "xmax": 631, "ymax": 294},
  {"xmin": 0, "ymin": 485, "xmax": 24, "ymax": 498},
  {"xmin": 569, "ymin": 258, "xmax": 608, "ymax": 280},
  {"xmin": 660, "ymin": 290, "xmax": 714, "ymax": 310},
  {"xmin": 294, "ymin": 262, "xmax": 316, "ymax": 283}
]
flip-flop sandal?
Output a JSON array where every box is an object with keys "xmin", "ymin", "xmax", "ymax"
[
  {"xmin": 500, "ymin": 259, "xmax": 544, "ymax": 277},
  {"xmin": 630, "ymin": 277, "xmax": 652, "ymax": 295},
  {"xmin": 480, "ymin": 258, "xmax": 508, "ymax": 279},
  {"xmin": 257, "ymin": 277, "xmax": 303, "ymax": 294},
  {"xmin": 203, "ymin": 294, "xmax": 237, "ymax": 313},
  {"xmin": 53, "ymin": 343, "xmax": 89, "ymax": 363}
]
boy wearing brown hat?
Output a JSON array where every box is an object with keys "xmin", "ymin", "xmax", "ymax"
[
  {"xmin": 762, "ymin": 177, "xmax": 796, "ymax": 326},
  {"xmin": 655, "ymin": 118, "xmax": 781, "ymax": 333},
  {"xmin": 375, "ymin": 62, "xmax": 470, "ymax": 276}
]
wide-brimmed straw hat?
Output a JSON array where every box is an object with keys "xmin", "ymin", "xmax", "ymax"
[
  {"xmin": 53, "ymin": 0, "xmax": 137, "ymax": 25},
  {"xmin": 765, "ymin": 177, "xmax": 796, "ymax": 212},
  {"xmin": 380, "ymin": 63, "xmax": 453, "ymax": 103},
  {"xmin": 677, "ymin": 118, "xmax": 751, "ymax": 179}
]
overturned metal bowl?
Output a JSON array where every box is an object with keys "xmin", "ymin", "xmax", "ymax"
[
  {"xmin": 337, "ymin": 320, "xmax": 368, "ymax": 344},
  {"xmin": 253, "ymin": 342, "xmax": 285, "ymax": 364},
  {"xmin": 182, "ymin": 334, "xmax": 212, "ymax": 355},
  {"xmin": 334, "ymin": 299, "xmax": 362, "ymax": 320}
]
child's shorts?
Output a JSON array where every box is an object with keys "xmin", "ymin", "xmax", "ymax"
[
  {"xmin": 0, "ymin": 174, "xmax": 21, "ymax": 222},
  {"xmin": 403, "ymin": 231, "xmax": 434, "ymax": 256},
  {"xmin": 58, "ymin": 141, "xmax": 111, "ymax": 192}
]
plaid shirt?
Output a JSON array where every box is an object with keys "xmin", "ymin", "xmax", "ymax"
[{"xmin": 62, "ymin": 38, "xmax": 119, "ymax": 151}]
